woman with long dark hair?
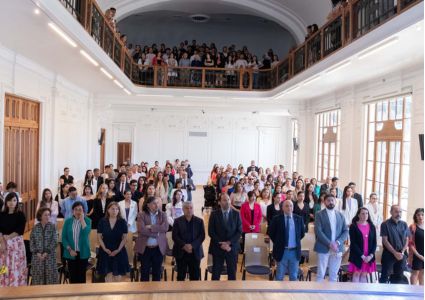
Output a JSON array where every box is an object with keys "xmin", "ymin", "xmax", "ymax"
[
  {"xmin": 348, "ymin": 207, "xmax": 377, "ymax": 283},
  {"xmin": 165, "ymin": 190, "xmax": 184, "ymax": 228},
  {"xmin": 409, "ymin": 208, "xmax": 424, "ymax": 285},
  {"xmin": 55, "ymin": 183, "xmax": 70, "ymax": 218},
  {"xmin": 339, "ymin": 186, "xmax": 358, "ymax": 225},
  {"xmin": 305, "ymin": 183, "xmax": 318, "ymax": 222},
  {"xmin": 35, "ymin": 188, "xmax": 59, "ymax": 225}
]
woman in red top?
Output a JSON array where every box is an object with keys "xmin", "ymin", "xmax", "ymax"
[{"xmin": 240, "ymin": 191, "xmax": 262, "ymax": 251}]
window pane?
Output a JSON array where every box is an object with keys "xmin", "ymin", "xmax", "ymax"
[
  {"xmin": 389, "ymin": 99, "xmax": 396, "ymax": 120},
  {"xmin": 377, "ymin": 102, "xmax": 383, "ymax": 121},
  {"xmin": 401, "ymin": 165, "xmax": 409, "ymax": 187},
  {"xmin": 402, "ymin": 142, "xmax": 410, "ymax": 164},
  {"xmin": 369, "ymin": 104, "xmax": 375, "ymax": 122},
  {"xmin": 403, "ymin": 119, "xmax": 411, "ymax": 141},
  {"xmin": 368, "ymin": 142, "xmax": 374, "ymax": 160},
  {"xmin": 369, "ymin": 122, "xmax": 375, "ymax": 141},
  {"xmin": 405, "ymin": 96, "xmax": 411, "ymax": 118},
  {"xmin": 367, "ymin": 161, "xmax": 374, "ymax": 180},
  {"xmin": 396, "ymin": 97, "xmax": 403, "ymax": 120},
  {"xmin": 382, "ymin": 101, "xmax": 388, "ymax": 121}
]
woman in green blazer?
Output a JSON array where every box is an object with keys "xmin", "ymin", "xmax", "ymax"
[{"xmin": 62, "ymin": 201, "xmax": 91, "ymax": 283}]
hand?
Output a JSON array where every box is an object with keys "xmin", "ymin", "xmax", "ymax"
[
  {"xmin": 69, "ymin": 249, "xmax": 78, "ymax": 257},
  {"xmin": 183, "ymin": 244, "xmax": 193, "ymax": 253},
  {"xmin": 419, "ymin": 255, "xmax": 424, "ymax": 261},
  {"xmin": 225, "ymin": 245, "xmax": 232, "ymax": 252},
  {"xmin": 394, "ymin": 252, "xmax": 404, "ymax": 261},
  {"xmin": 110, "ymin": 250, "xmax": 119, "ymax": 257},
  {"xmin": 250, "ymin": 225, "xmax": 255, "ymax": 230},
  {"xmin": 329, "ymin": 242, "xmax": 338, "ymax": 252},
  {"xmin": 104, "ymin": 248, "xmax": 112, "ymax": 256}
]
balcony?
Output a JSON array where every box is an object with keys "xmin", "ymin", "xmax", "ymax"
[{"xmin": 59, "ymin": 0, "xmax": 422, "ymax": 91}]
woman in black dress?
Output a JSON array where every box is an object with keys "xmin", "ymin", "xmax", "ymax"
[
  {"xmin": 96, "ymin": 201, "xmax": 129, "ymax": 282},
  {"xmin": 409, "ymin": 208, "xmax": 424, "ymax": 285},
  {"xmin": 293, "ymin": 191, "xmax": 310, "ymax": 233}
]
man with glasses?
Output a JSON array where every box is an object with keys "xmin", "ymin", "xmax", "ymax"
[{"xmin": 243, "ymin": 177, "xmax": 255, "ymax": 193}]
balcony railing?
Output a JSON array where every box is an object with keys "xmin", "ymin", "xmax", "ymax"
[{"xmin": 59, "ymin": 0, "xmax": 422, "ymax": 91}]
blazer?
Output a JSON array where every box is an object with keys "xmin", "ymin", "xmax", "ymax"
[
  {"xmin": 240, "ymin": 202, "xmax": 262, "ymax": 233},
  {"xmin": 314, "ymin": 208, "xmax": 349, "ymax": 253},
  {"xmin": 182, "ymin": 178, "xmax": 196, "ymax": 201},
  {"xmin": 269, "ymin": 214, "xmax": 305, "ymax": 261},
  {"xmin": 172, "ymin": 215, "xmax": 205, "ymax": 260},
  {"xmin": 62, "ymin": 216, "xmax": 92, "ymax": 260},
  {"xmin": 114, "ymin": 182, "xmax": 130, "ymax": 201},
  {"xmin": 118, "ymin": 200, "xmax": 138, "ymax": 233},
  {"xmin": 91, "ymin": 198, "xmax": 113, "ymax": 230},
  {"xmin": 348, "ymin": 222, "xmax": 377, "ymax": 269},
  {"xmin": 208, "ymin": 209, "xmax": 242, "ymax": 256},
  {"xmin": 95, "ymin": 176, "xmax": 104, "ymax": 192},
  {"xmin": 135, "ymin": 210, "xmax": 169, "ymax": 255}
]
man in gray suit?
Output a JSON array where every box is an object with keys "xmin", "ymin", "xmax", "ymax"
[{"xmin": 314, "ymin": 194, "xmax": 349, "ymax": 282}]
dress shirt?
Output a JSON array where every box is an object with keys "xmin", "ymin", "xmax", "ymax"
[
  {"xmin": 147, "ymin": 211, "xmax": 159, "ymax": 246},
  {"xmin": 326, "ymin": 208, "xmax": 336, "ymax": 242},
  {"xmin": 72, "ymin": 218, "xmax": 82, "ymax": 251},
  {"xmin": 61, "ymin": 196, "xmax": 88, "ymax": 219}
]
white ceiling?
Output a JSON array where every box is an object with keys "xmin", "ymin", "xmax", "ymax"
[{"xmin": 98, "ymin": 0, "xmax": 333, "ymax": 43}]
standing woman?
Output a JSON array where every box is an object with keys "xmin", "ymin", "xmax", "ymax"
[
  {"xmin": 165, "ymin": 190, "xmax": 184, "ymax": 228},
  {"xmin": 96, "ymin": 202, "xmax": 129, "ymax": 282},
  {"xmin": 91, "ymin": 184, "xmax": 112, "ymax": 230},
  {"xmin": 35, "ymin": 188, "xmax": 59, "ymax": 226},
  {"xmin": 83, "ymin": 169, "xmax": 95, "ymax": 192},
  {"xmin": 30, "ymin": 207, "xmax": 58, "ymax": 285},
  {"xmin": 61, "ymin": 201, "xmax": 92, "ymax": 283},
  {"xmin": 409, "ymin": 208, "xmax": 424, "ymax": 285},
  {"xmin": 118, "ymin": 190, "xmax": 138, "ymax": 234},
  {"xmin": 230, "ymin": 182, "xmax": 247, "ymax": 212},
  {"xmin": 266, "ymin": 192, "xmax": 282, "ymax": 227},
  {"xmin": 140, "ymin": 184, "xmax": 157, "ymax": 212},
  {"xmin": 365, "ymin": 193, "xmax": 383, "ymax": 234},
  {"xmin": 135, "ymin": 196, "xmax": 168, "ymax": 281},
  {"xmin": 155, "ymin": 172, "xmax": 169, "ymax": 211},
  {"xmin": 339, "ymin": 186, "xmax": 358, "ymax": 226},
  {"xmin": 294, "ymin": 179, "xmax": 305, "ymax": 196},
  {"xmin": 106, "ymin": 179, "xmax": 117, "ymax": 201},
  {"xmin": 258, "ymin": 188, "xmax": 272, "ymax": 223},
  {"xmin": 348, "ymin": 207, "xmax": 377, "ymax": 283},
  {"xmin": 0, "ymin": 192, "xmax": 27, "ymax": 286},
  {"xmin": 82, "ymin": 185, "xmax": 95, "ymax": 220},
  {"xmin": 293, "ymin": 191, "xmax": 310, "ymax": 233},
  {"xmin": 305, "ymin": 183, "xmax": 318, "ymax": 222},
  {"xmin": 310, "ymin": 178, "xmax": 321, "ymax": 197},
  {"xmin": 240, "ymin": 191, "xmax": 262, "ymax": 249},
  {"xmin": 55, "ymin": 183, "xmax": 70, "ymax": 218},
  {"xmin": 222, "ymin": 176, "xmax": 236, "ymax": 196}
]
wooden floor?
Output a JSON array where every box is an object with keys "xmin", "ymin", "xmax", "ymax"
[{"xmin": 1, "ymin": 281, "xmax": 423, "ymax": 299}]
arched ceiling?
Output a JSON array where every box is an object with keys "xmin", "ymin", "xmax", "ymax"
[{"xmin": 97, "ymin": 0, "xmax": 332, "ymax": 43}]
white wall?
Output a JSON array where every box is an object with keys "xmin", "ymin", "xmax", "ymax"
[
  {"xmin": 118, "ymin": 12, "xmax": 296, "ymax": 59},
  {"xmin": 295, "ymin": 68, "xmax": 424, "ymax": 221},
  {"xmin": 96, "ymin": 108, "xmax": 293, "ymax": 184},
  {"xmin": 0, "ymin": 45, "xmax": 93, "ymax": 194}
]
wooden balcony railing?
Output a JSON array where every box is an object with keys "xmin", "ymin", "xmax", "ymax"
[{"xmin": 58, "ymin": 0, "xmax": 422, "ymax": 91}]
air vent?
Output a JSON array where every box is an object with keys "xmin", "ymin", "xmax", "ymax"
[
  {"xmin": 189, "ymin": 14, "xmax": 210, "ymax": 23},
  {"xmin": 189, "ymin": 131, "xmax": 207, "ymax": 137}
]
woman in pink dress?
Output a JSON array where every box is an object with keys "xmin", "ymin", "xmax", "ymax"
[{"xmin": 348, "ymin": 207, "xmax": 377, "ymax": 282}]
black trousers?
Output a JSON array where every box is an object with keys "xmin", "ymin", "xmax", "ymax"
[
  {"xmin": 139, "ymin": 246, "xmax": 163, "ymax": 281},
  {"xmin": 67, "ymin": 252, "xmax": 88, "ymax": 284},
  {"xmin": 379, "ymin": 250, "xmax": 407, "ymax": 283},
  {"xmin": 211, "ymin": 251, "xmax": 238, "ymax": 280},
  {"xmin": 176, "ymin": 253, "xmax": 200, "ymax": 281}
]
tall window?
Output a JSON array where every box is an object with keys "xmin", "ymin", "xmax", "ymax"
[
  {"xmin": 291, "ymin": 119, "xmax": 299, "ymax": 172},
  {"xmin": 364, "ymin": 95, "xmax": 411, "ymax": 219},
  {"xmin": 316, "ymin": 109, "xmax": 341, "ymax": 182}
]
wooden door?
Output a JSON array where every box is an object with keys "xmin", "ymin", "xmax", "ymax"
[
  {"xmin": 117, "ymin": 142, "xmax": 131, "ymax": 166},
  {"xmin": 99, "ymin": 128, "xmax": 105, "ymax": 172},
  {"xmin": 3, "ymin": 93, "xmax": 40, "ymax": 231}
]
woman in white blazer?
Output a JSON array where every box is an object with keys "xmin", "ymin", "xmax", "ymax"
[
  {"xmin": 365, "ymin": 192, "xmax": 383, "ymax": 234},
  {"xmin": 118, "ymin": 190, "xmax": 138, "ymax": 233},
  {"xmin": 338, "ymin": 186, "xmax": 359, "ymax": 225}
]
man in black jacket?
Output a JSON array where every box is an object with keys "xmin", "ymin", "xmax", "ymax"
[
  {"xmin": 208, "ymin": 193, "xmax": 242, "ymax": 280},
  {"xmin": 269, "ymin": 200, "xmax": 305, "ymax": 281},
  {"xmin": 172, "ymin": 201, "xmax": 205, "ymax": 281},
  {"xmin": 348, "ymin": 182, "xmax": 363, "ymax": 208}
]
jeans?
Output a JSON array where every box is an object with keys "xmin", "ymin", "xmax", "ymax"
[
  {"xmin": 139, "ymin": 246, "xmax": 163, "ymax": 281},
  {"xmin": 275, "ymin": 249, "xmax": 299, "ymax": 281},
  {"xmin": 316, "ymin": 251, "xmax": 342, "ymax": 282}
]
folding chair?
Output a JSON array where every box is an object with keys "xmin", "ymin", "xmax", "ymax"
[
  {"xmin": 240, "ymin": 233, "xmax": 267, "ymax": 272},
  {"xmin": 242, "ymin": 246, "xmax": 273, "ymax": 280}
]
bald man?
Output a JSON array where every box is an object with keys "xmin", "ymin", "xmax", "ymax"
[{"xmin": 269, "ymin": 200, "xmax": 305, "ymax": 281}]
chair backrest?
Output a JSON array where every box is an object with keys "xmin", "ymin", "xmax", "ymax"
[
  {"xmin": 244, "ymin": 246, "xmax": 269, "ymax": 268},
  {"xmin": 300, "ymin": 248, "xmax": 310, "ymax": 264},
  {"xmin": 244, "ymin": 233, "xmax": 267, "ymax": 252}
]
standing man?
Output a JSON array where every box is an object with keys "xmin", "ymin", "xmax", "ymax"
[
  {"xmin": 60, "ymin": 167, "xmax": 74, "ymax": 185},
  {"xmin": 114, "ymin": 172, "xmax": 129, "ymax": 201},
  {"xmin": 269, "ymin": 200, "xmax": 305, "ymax": 281},
  {"xmin": 348, "ymin": 182, "xmax": 363, "ymax": 208},
  {"xmin": 172, "ymin": 202, "xmax": 205, "ymax": 281},
  {"xmin": 208, "ymin": 193, "xmax": 242, "ymax": 280},
  {"xmin": 314, "ymin": 194, "xmax": 349, "ymax": 282},
  {"xmin": 320, "ymin": 176, "xmax": 332, "ymax": 195},
  {"xmin": 60, "ymin": 186, "xmax": 88, "ymax": 219},
  {"xmin": 379, "ymin": 205, "xmax": 410, "ymax": 283},
  {"xmin": 181, "ymin": 171, "xmax": 196, "ymax": 201},
  {"xmin": 247, "ymin": 160, "xmax": 259, "ymax": 174},
  {"xmin": 330, "ymin": 177, "xmax": 343, "ymax": 199},
  {"xmin": 93, "ymin": 168, "xmax": 104, "ymax": 193}
]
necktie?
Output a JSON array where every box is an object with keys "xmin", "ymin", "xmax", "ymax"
[
  {"xmin": 121, "ymin": 183, "xmax": 124, "ymax": 194},
  {"xmin": 224, "ymin": 211, "xmax": 229, "ymax": 226},
  {"xmin": 184, "ymin": 180, "xmax": 186, "ymax": 188},
  {"xmin": 285, "ymin": 216, "xmax": 290, "ymax": 247}
]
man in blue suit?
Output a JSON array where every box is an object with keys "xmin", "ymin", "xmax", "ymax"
[{"xmin": 269, "ymin": 199, "xmax": 305, "ymax": 281}]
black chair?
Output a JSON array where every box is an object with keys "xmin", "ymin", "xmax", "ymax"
[
  {"xmin": 58, "ymin": 242, "xmax": 69, "ymax": 284},
  {"xmin": 306, "ymin": 265, "xmax": 331, "ymax": 281}
]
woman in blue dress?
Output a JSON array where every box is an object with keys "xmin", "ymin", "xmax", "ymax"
[{"xmin": 96, "ymin": 201, "xmax": 129, "ymax": 282}]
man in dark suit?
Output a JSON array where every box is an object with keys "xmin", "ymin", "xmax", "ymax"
[
  {"xmin": 208, "ymin": 193, "xmax": 242, "ymax": 280},
  {"xmin": 246, "ymin": 160, "xmax": 259, "ymax": 174},
  {"xmin": 181, "ymin": 172, "xmax": 196, "ymax": 201},
  {"xmin": 172, "ymin": 201, "xmax": 205, "ymax": 281},
  {"xmin": 269, "ymin": 199, "xmax": 305, "ymax": 281},
  {"xmin": 93, "ymin": 168, "xmax": 104, "ymax": 192},
  {"xmin": 114, "ymin": 172, "xmax": 129, "ymax": 201},
  {"xmin": 320, "ymin": 176, "xmax": 332, "ymax": 194}
]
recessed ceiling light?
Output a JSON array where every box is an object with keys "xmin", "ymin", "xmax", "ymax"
[
  {"xmin": 48, "ymin": 22, "xmax": 77, "ymax": 48},
  {"xmin": 100, "ymin": 67, "xmax": 113, "ymax": 79},
  {"xmin": 34, "ymin": 8, "xmax": 40, "ymax": 15},
  {"xmin": 80, "ymin": 50, "xmax": 99, "ymax": 66}
]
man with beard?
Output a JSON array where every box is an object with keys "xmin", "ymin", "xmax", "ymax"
[{"xmin": 314, "ymin": 194, "xmax": 348, "ymax": 282}]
